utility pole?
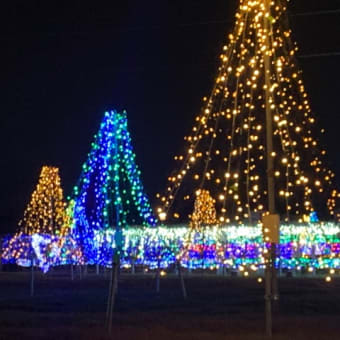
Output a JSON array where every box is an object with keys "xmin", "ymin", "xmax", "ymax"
[{"xmin": 263, "ymin": 0, "xmax": 280, "ymax": 336}]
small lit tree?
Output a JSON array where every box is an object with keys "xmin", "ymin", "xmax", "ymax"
[
  {"xmin": 19, "ymin": 166, "xmax": 67, "ymax": 235},
  {"xmin": 180, "ymin": 189, "xmax": 219, "ymax": 269},
  {"xmin": 2, "ymin": 166, "xmax": 70, "ymax": 271},
  {"xmin": 190, "ymin": 189, "xmax": 218, "ymax": 230}
]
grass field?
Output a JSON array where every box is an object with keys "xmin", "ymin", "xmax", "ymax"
[{"xmin": 0, "ymin": 268, "xmax": 339, "ymax": 340}]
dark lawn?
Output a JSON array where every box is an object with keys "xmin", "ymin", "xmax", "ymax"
[{"xmin": 0, "ymin": 269, "xmax": 339, "ymax": 340}]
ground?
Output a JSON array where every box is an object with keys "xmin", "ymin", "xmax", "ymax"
[{"xmin": 0, "ymin": 268, "xmax": 339, "ymax": 340}]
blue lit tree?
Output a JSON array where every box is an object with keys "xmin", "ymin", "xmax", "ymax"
[{"xmin": 71, "ymin": 110, "xmax": 157, "ymax": 264}]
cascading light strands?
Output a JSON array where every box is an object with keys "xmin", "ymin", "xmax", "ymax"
[
  {"xmin": 157, "ymin": 0, "xmax": 339, "ymax": 225},
  {"xmin": 71, "ymin": 110, "xmax": 157, "ymax": 264}
]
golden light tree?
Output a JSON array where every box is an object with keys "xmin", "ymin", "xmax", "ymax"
[
  {"xmin": 179, "ymin": 190, "xmax": 219, "ymax": 269},
  {"xmin": 19, "ymin": 166, "xmax": 68, "ymax": 235},
  {"xmin": 190, "ymin": 189, "xmax": 218, "ymax": 230},
  {"xmin": 158, "ymin": 0, "xmax": 339, "ymax": 225},
  {"xmin": 1, "ymin": 166, "xmax": 81, "ymax": 270}
]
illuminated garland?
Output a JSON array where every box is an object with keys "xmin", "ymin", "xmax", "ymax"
[
  {"xmin": 71, "ymin": 110, "xmax": 157, "ymax": 264},
  {"xmin": 3, "ymin": 223, "xmax": 340, "ymax": 274},
  {"xmin": 118, "ymin": 223, "xmax": 340, "ymax": 272}
]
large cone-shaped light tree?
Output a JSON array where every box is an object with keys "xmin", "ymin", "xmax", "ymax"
[
  {"xmin": 158, "ymin": 0, "xmax": 339, "ymax": 225},
  {"xmin": 71, "ymin": 110, "xmax": 157, "ymax": 264}
]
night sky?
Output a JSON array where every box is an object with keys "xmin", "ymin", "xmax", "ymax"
[{"xmin": 1, "ymin": 0, "xmax": 339, "ymax": 233}]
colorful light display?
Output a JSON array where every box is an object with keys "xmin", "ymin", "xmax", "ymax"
[
  {"xmin": 70, "ymin": 110, "xmax": 157, "ymax": 264},
  {"xmin": 3, "ymin": 223, "xmax": 340, "ymax": 274},
  {"xmin": 2, "ymin": 233, "xmax": 83, "ymax": 272},
  {"xmin": 68, "ymin": 223, "xmax": 340, "ymax": 272},
  {"xmin": 2, "ymin": 166, "xmax": 82, "ymax": 271},
  {"xmin": 3, "ymin": 2, "xmax": 339, "ymax": 282},
  {"xmin": 157, "ymin": 0, "xmax": 340, "ymax": 225}
]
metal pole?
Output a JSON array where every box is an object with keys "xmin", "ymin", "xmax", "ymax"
[
  {"xmin": 177, "ymin": 260, "xmax": 187, "ymax": 299},
  {"xmin": 263, "ymin": 0, "xmax": 276, "ymax": 336},
  {"xmin": 106, "ymin": 258, "xmax": 114, "ymax": 320},
  {"xmin": 264, "ymin": 0, "xmax": 275, "ymax": 214},
  {"xmin": 271, "ymin": 243, "xmax": 279, "ymax": 302},
  {"xmin": 78, "ymin": 265, "xmax": 82, "ymax": 280},
  {"xmin": 30, "ymin": 255, "xmax": 34, "ymax": 297},
  {"xmin": 264, "ymin": 251, "xmax": 272, "ymax": 337},
  {"xmin": 131, "ymin": 255, "xmax": 135, "ymax": 275},
  {"xmin": 156, "ymin": 257, "xmax": 160, "ymax": 293},
  {"xmin": 107, "ymin": 252, "xmax": 119, "ymax": 334},
  {"xmin": 71, "ymin": 263, "xmax": 74, "ymax": 281}
]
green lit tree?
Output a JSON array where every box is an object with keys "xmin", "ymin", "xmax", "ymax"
[{"xmin": 71, "ymin": 110, "xmax": 157, "ymax": 264}]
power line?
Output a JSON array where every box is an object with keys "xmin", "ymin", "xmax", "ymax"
[
  {"xmin": 291, "ymin": 8, "xmax": 340, "ymax": 17},
  {"xmin": 299, "ymin": 51, "xmax": 340, "ymax": 58},
  {"xmin": 150, "ymin": 9, "xmax": 340, "ymax": 29}
]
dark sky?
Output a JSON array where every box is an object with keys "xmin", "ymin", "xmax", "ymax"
[{"xmin": 1, "ymin": 0, "xmax": 340, "ymax": 233}]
